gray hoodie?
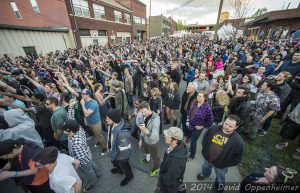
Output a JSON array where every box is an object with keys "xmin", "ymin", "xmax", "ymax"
[
  {"xmin": 140, "ymin": 112, "xmax": 160, "ymax": 145},
  {"xmin": 0, "ymin": 109, "xmax": 44, "ymax": 148}
]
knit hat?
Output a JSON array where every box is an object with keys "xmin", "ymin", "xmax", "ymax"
[
  {"xmin": 62, "ymin": 119, "xmax": 80, "ymax": 133},
  {"xmin": 107, "ymin": 110, "xmax": 121, "ymax": 123},
  {"xmin": 0, "ymin": 138, "xmax": 25, "ymax": 156},
  {"xmin": 163, "ymin": 127, "xmax": 183, "ymax": 140},
  {"xmin": 32, "ymin": 146, "xmax": 58, "ymax": 165}
]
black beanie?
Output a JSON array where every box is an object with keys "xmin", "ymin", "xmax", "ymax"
[{"xmin": 107, "ymin": 110, "xmax": 121, "ymax": 123}]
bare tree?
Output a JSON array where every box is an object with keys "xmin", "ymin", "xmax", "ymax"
[{"xmin": 218, "ymin": 0, "xmax": 254, "ymax": 40}]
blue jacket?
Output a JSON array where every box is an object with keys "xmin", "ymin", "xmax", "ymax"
[
  {"xmin": 277, "ymin": 60, "xmax": 300, "ymax": 76},
  {"xmin": 186, "ymin": 67, "xmax": 195, "ymax": 82},
  {"xmin": 110, "ymin": 120, "xmax": 131, "ymax": 161}
]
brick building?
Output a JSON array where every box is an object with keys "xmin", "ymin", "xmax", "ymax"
[
  {"xmin": 65, "ymin": 0, "xmax": 136, "ymax": 47},
  {"xmin": 0, "ymin": 0, "xmax": 74, "ymax": 57},
  {"xmin": 117, "ymin": 0, "xmax": 147, "ymax": 40},
  {"xmin": 245, "ymin": 8, "xmax": 300, "ymax": 40}
]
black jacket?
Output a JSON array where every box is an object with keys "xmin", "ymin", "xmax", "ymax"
[
  {"xmin": 229, "ymin": 97, "xmax": 251, "ymax": 129},
  {"xmin": 158, "ymin": 142, "xmax": 188, "ymax": 193},
  {"xmin": 202, "ymin": 125, "xmax": 244, "ymax": 169},
  {"xmin": 180, "ymin": 91, "xmax": 197, "ymax": 113},
  {"xmin": 10, "ymin": 141, "xmax": 43, "ymax": 185}
]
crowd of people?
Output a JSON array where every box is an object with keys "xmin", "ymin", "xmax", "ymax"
[{"xmin": 0, "ymin": 33, "xmax": 299, "ymax": 193}]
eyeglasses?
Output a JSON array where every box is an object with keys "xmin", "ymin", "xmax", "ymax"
[{"xmin": 45, "ymin": 103, "xmax": 51, "ymax": 105}]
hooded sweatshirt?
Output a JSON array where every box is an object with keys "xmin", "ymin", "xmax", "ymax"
[
  {"xmin": 158, "ymin": 142, "xmax": 188, "ymax": 193},
  {"xmin": 0, "ymin": 109, "xmax": 44, "ymax": 147}
]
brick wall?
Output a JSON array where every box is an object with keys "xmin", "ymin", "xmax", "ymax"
[
  {"xmin": 0, "ymin": 0, "xmax": 70, "ymax": 28},
  {"xmin": 65, "ymin": 0, "xmax": 134, "ymax": 47}
]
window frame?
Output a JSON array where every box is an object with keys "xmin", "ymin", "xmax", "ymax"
[
  {"xmin": 30, "ymin": 0, "xmax": 40, "ymax": 14},
  {"xmin": 124, "ymin": 13, "xmax": 131, "ymax": 24},
  {"xmin": 10, "ymin": 2, "xmax": 22, "ymax": 20},
  {"xmin": 93, "ymin": 4, "xmax": 105, "ymax": 19},
  {"xmin": 72, "ymin": 0, "xmax": 90, "ymax": 17},
  {"xmin": 114, "ymin": 10, "xmax": 122, "ymax": 23}
]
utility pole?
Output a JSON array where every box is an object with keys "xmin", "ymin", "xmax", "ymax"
[
  {"xmin": 214, "ymin": 0, "xmax": 224, "ymax": 40},
  {"xmin": 148, "ymin": 0, "xmax": 152, "ymax": 39}
]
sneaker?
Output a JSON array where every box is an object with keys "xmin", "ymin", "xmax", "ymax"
[
  {"xmin": 94, "ymin": 143, "xmax": 101, "ymax": 147},
  {"xmin": 149, "ymin": 168, "xmax": 160, "ymax": 177},
  {"xmin": 120, "ymin": 176, "xmax": 133, "ymax": 186},
  {"xmin": 139, "ymin": 158, "xmax": 151, "ymax": 164},
  {"xmin": 275, "ymin": 142, "xmax": 288, "ymax": 149},
  {"xmin": 111, "ymin": 168, "xmax": 124, "ymax": 174},
  {"xmin": 101, "ymin": 149, "xmax": 107, "ymax": 156},
  {"xmin": 197, "ymin": 173, "xmax": 208, "ymax": 181},
  {"xmin": 296, "ymin": 148, "xmax": 300, "ymax": 153},
  {"xmin": 292, "ymin": 152, "xmax": 300, "ymax": 160},
  {"xmin": 257, "ymin": 130, "xmax": 267, "ymax": 137}
]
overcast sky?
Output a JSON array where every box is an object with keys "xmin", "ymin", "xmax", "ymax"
[{"xmin": 140, "ymin": 0, "xmax": 300, "ymax": 24}]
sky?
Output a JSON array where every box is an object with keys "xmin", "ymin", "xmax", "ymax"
[{"xmin": 140, "ymin": 0, "xmax": 300, "ymax": 25}]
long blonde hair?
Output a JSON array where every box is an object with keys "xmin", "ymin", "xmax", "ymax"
[{"xmin": 216, "ymin": 90, "xmax": 230, "ymax": 112}]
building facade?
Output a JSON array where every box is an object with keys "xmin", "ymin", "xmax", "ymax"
[
  {"xmin": 117, "ymin": 0, "xmax": 147, "ymax": 40},
  {"xmin": 149, "ymin": 15, "xmax": 171, "ymax": 37},
  {"xmin": 66, "ymin": 0, "xmax": 135, "ymax": 47},
  {"xmin": 246, "ymin": 8, "xmax": 300, "ymax": 41},
  {"xmin": 0, "ymin": 0, "xmax": 74, "ymax": 57}
]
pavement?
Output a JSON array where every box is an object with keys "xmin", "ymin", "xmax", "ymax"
[{"xmin": 0, "ymin": 79, "xmax": 242, "ymax": 193}]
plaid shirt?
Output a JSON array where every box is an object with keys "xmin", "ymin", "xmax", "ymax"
[
  {"xmin": 188, "ymin": 101, "xmax": 214, "ymax": 129},
  {"xmin": 68, "ymin": 127, "xmax": 92, "ymax": 165}
]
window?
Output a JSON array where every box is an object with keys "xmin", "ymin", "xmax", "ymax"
[
  {"xmin": 93, "ymin": 4, "xmax": 105, "ymax": 19},
  {"xmin": 114, "ymin": 10, "xmax": 122, "ymax": 23},
  {"xmin": 10, "ymin": 2, "xmax": 22, "ymax": 19},
  {"xmin": 30, "ymin": 0, "xmax": 40, "ymax": 14},
  {"xmin": 98, "ymin": 30, "xmax": 107, "ymax": 36},
  {"xmin": 124, "ymin": 13, "xmax": 130, "ymax": 24},
  {"xmin": 79, "ymin": 29, "xmax": 91, "ymax": 36},
  {"xmin": 141, "ymin": 18, "xmax": 146, "ymax": 25},
  {"xmin": 72, "ymin": 0, "xmax": 89, "ymax": 17},
  {"xmin": 133, "ymin": 16, "xmax": 140, "ymax": 25}
]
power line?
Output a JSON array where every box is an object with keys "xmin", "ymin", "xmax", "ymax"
[{"xmin": 164, "ymin": 0, "xmax": 195, "ymax": 15}]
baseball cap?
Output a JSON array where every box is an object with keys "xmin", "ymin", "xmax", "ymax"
[
  {"xmin": 163, "ymin": 127, "xmax": 183, "ymax": 140},
  {"xmin": 0, "ymin": 138, "xmax": 24, "ymax": 156},
  {"xmin": 62, "ymin": 119, "xmax": 80, "ymax": 133},
  {"xmin": 81, "ymin": 89, "xmax": 92, "ymax": 96}
]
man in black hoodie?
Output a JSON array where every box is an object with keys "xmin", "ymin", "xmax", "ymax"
[
  {"xmin": 157, "ymin": 127, "xmax": 188, "ymax": 193},
  {"xmin": 197, "ymin": 115, "xmax": 244, "ymax": 193}
]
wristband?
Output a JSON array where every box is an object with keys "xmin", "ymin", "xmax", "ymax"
[{"xmin": 15, "ymin": 171, "xmax": 19, "ymax": 177}]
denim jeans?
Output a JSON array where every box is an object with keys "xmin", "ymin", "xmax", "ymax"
[
  {"xmin": 190, "ymin": 129, "xmax": 204, "ymax": 159},
  {"xmin": 181, "ymin": 112, "xmax": 190, "ymax": 138},
  {"xmin": 79, "ymin": 161, "xmax": 101, "ymax": 187},
  {"xmin": 260, "ymin": 116, "xmax": 272, "ymax": 132},
  {"xmin": 202, "ymin": 159, "xmax": 228, "ymax": 192}
]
